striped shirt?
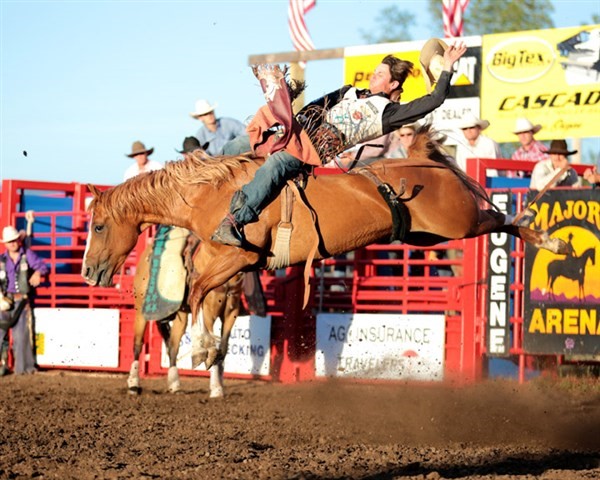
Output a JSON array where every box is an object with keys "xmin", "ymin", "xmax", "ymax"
[{"xmin": 511, "ymin": 140, "xmax": 548, "ymax": 161}]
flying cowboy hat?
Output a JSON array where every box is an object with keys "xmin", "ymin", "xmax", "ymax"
[
  {"xmin": 126, "ymin": 141, "xmax": 154, "ymax": 158},
  {"xmin": 420, "ymin": 38, "xmax": 449, "ymax": 93},
  {"xmin": 545, "ymin": 139, "xmax": 578, "ymax": 156},
  {"xmin": 513, "ymin": 118, "xmax": 542, "ymax": 134}
]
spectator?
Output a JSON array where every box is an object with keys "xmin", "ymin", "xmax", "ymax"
[
  {"xmin": 455, "ymin": 112, "xmax": 501, "ymax": 173},
  {"xmin": 385, "ymin": 123, "xmax": 418, "ymax": 158},
  {"xmin": 530, "ymin": 139, "xmax": 581, "ymax": 190},
  {"xmin": 123, "ymin": 141, "xmax": 162, "ymax": 181},
  {"xmin": 190, "ymin": 99, "xmax": 245, "ymax": 156},
  {"xmin": 511, "ymin": 118, "xmax": 548, "ymax": 161},
  {"xmin": 177, "ymin": 136, "xmax": 203, "ymax": 155},
  {"xmin": 0, "ymin": 225, "xmax": 48, "ymax": 376}
]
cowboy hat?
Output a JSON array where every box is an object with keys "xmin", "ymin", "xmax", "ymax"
[
  {"xmin": 420, "ymin": 38, "xmax": 448, "ymax": 93},
  {"xmin": 458, "ymin": 112, "xmax": 490, "ymax": 130},
  {"xmin": 126, "ymin": 141, "xmax": 154, "ymax": 158},
  {"xmin": 190, "ymin": 99, "xmax": 217, "ymax": 118},
  {"xmin": 545, "ymin": 139, "xmax": 577, "ymax": 156},
  {"xmin": 513, "ymin": 118, "xmax": 542, "ymax": 134},
  {"xmin": 1, "ymin": 226, "xmax": 23, "ymax": 243},
  {"xmin": 177, "ymin": 136, "xmax": 205, "ymax": 154}
]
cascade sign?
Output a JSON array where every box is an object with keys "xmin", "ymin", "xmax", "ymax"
[
  {"xmin": 486, "ymin": 192, "xmax": 512, "ymax": 357},
  {"xmin": 523, "ymin": 190, "xmax": 600, "ymax": 355},
  {"xmin": 482, "ymin": 25, "xmax": 600, "ymax": 142}
]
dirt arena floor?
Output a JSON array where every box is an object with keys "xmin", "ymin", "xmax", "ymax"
[{"xmin": 0, "ymin": 371, "xmax": 598, "ymax": 480}]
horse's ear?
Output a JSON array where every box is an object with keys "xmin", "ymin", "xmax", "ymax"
[{"xmin": 88, "ymin": 184, "xmax": 102, "ymax": 199}]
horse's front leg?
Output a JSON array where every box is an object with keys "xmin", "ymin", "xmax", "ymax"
[
  {"xmin": 166, "ymin": 310, "xmax": 188, "ymax": 393},
  {"xmin": 127, "ymin": 308, "xmax": 148, "ymax": 395},
  {"xmin": 188, "ymin": 280, "xmax": 209, "ymax": 370}
]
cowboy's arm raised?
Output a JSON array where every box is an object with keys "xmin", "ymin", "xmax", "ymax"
[{"xmin": 381, "ymin": 71, "xmax": 451, "ymax": 133}]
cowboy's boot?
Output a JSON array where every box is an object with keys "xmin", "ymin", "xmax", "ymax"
[
  {"xmin": 211, "ymin": 190, "xmax": 247, "ymax": 247},
  {"xmin": 513, "ymin": 207, "xmax": 536, "ymax": 228}
]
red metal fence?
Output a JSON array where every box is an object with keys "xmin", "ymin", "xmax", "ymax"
[{"xmin": 1, "ymin": 158, "xmax": 592, "ymax": 383}]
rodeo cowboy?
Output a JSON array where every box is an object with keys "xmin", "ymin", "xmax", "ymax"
[{"xmin": 212, "ymin": 38, "xmax": 467, "ymax": 247}]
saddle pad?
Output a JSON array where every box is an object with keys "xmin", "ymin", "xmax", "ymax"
[{"xmin": 142, "ymin": 226, "xmax": 188, "ymax": 321}]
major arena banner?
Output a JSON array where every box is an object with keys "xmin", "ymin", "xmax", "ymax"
[
  {"xmin": 481, "ymin": 24, "xmax": 600, "ymax": 142},
  {"xmin": 523, "ymin": 190, "xmax": 600, "ymax": 355},
  {"xmin": 35, "ymin": 308, "xmax": 120, "ymax": 368},
  {"xmin": 343, "ymin": 36, "xmax": 482, "ymax": 135},
  {"xmin": 161, "ymin": 314, "xmax": 272, "ymax": 376},
  {"xmin": 315, "ymin": 313, "xmax": 445, "ymax": 381}
]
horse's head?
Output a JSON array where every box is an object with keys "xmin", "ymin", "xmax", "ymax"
[{"xmin": 82, "ymin": 184, "xmax": 141, "ymax": 287}]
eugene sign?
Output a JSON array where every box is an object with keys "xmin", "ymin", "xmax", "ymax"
[
  {"xmin": 523, "ymin": 190, "xmax": 600, "ymax": 355},
  {"xmin": 486, "ymin": 192, "xmax": 512, "ymax": 356}
]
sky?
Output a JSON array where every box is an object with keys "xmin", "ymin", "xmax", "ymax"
[{"xmin": 1, "ymin": 0, "xmax": 599, "ymax": 186}]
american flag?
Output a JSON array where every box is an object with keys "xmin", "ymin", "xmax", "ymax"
[
  {"xmin": 442, "ymin": 0, "xmax": 469, "ymax": 38},
  {"xmin": 288, "ymin": 0, "xmax": 316, "ymax": 53}
]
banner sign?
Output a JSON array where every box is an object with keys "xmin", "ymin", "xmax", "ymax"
[
  {"xmin": 315, "ymin": 313, "xmax": 445, "ymax": 381},
  {"xmin": 481, "ymin": 25, "xmax": 600, "ymax": 142},
  {"xmin": 35, "ymin": 308, "xmax": 120, "ymax": 368},
  {"xmin": 161, "ymin": 314, "xmax": 272, "ymax": 376},
  {"xmin": 343, "ymin": 37, "xmax": 482, "ymax": 134},
  {"xmin": 523, "ymin": 190, "xmax": 600, "ymax": 355},
  {"xmin": 486, "ymin": 191, "xmax": 513, "ymax": 357}
]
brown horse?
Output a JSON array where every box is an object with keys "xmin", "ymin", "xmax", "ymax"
[
  {"xmin": 127, "ymin": 235, "xmax": 244, "ymax": 397},
  {"xmin": 82, "ymin": 130, "xmax": 567, "ymax": 369}
]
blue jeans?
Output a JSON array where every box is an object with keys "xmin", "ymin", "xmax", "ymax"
[{"xmin": 222, "ymin": 135, "xmax": 305, "ymax": 225}]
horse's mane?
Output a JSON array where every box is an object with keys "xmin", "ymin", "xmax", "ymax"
[
  {"xmin": 410, "ymin": 124, "xmax": 496, "ymax": 210},
  {"xmin": 91, "ymin": 151, "xmax": 250, "ymax": 222}
]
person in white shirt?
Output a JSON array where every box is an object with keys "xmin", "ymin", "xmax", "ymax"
[
  {"xmin": 123, "ymin": 141, "xmax": 163, "ymax": 181},
  {"xmin": 454, "ymin": 112, "xmax": 501, "ymax": 174},
  {"xmin": 530, "ymin": 139, "xmax": 581, "ymax": 190}
]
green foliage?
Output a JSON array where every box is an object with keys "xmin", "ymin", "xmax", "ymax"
[
  {"xmin": 360, "ymin": 6, "xmax": 415, "ymax": 44},
  {"xmin": 427, "ymin": 0, "xmax": 555, "ymax": 35}
]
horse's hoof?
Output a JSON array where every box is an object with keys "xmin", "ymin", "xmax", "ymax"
[
  {"xmin": 209, "ymin": 386, "xmax": 224, "ymax": 399},
  {"xmin": 167, "ymin": 367, "xmax": 181, "ymax": 393},
  {"xmin": 168, "ymin": 381, "xmax": 181, "ymax": 393},
  {"xmin": 205, "ymin": 349, "xmax": 219, "ymax": 370},
  {"xmin": 128, "ymin": 387, "xmax": 141, "ymax": 395}
]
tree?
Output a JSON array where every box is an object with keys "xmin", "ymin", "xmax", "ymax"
[
  {"xmin": 427, "ymin": 0, "xmax": 554, "ymax": 36},
  {"xmin": 360, "ymin": 6, "xmax": 415, "ymax": 44}
]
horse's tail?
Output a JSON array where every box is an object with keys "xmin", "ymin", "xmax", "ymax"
[{"xmin": 418, "ymin": 124, "xmax": 499, "ymax": 212}]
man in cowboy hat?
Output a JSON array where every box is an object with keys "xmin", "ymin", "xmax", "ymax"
[
  {"xmin": 0, "ymin": 225, "xmax": 48, "ymax": 376},
  {"xmin": 511, "ymin": 118, "xmax": 548, "ymax": 162},
  {"xmin": 190, "ymin": 99, "xmax": 245, "ymax": 156},
  {"xmin": 530, "ymin": 139, "xmax": 581, "ymax": 190},
  {"xmin": 454, "ymin": 112, "xmax": 501, "ymax": 173},
  {"xmin": 123, "ymin": 141, "xmax": 163, "ymax": 181},
  {"xmin": 211, "ymin": 39, "xmax": 467, "ymax": 247}
]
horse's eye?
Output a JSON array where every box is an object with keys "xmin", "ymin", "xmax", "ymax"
[{"xmin": 94, "ymin": 225, "xmax": 104, "ymax": 234}]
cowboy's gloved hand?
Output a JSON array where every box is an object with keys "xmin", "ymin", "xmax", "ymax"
[{"xmin": 443, "ymin": 42, "xmax": 467, "ymax": 70}]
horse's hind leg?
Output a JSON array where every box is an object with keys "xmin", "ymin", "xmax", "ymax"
[
  {"xmin": 166, "ymin": 310, "xmax": 188, "ymax": 393},
  {"xmin": 473, "ymin": 209, "xmax": 568, "ymax": 254},
  {"xmin": 127, "ymin": 309, "xmax": 148, "ymax": 395}
]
